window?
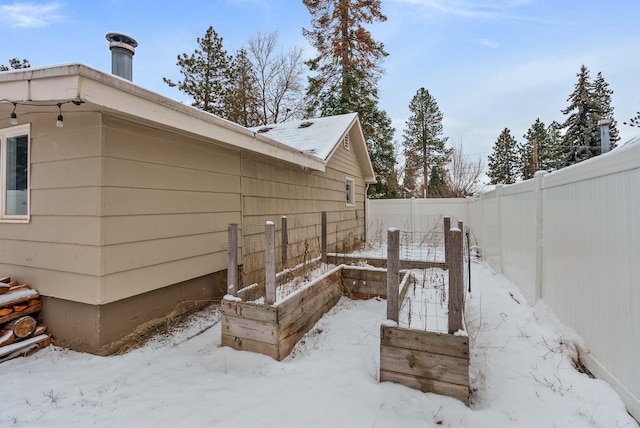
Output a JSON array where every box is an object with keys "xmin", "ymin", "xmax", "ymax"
[
  {"xmin": 0, "ymin": 124, "xmax": 30, "ymax": 221},
  {"xmin": 345, "ymin": 177, "xmax": 354, "ymax": 206}
]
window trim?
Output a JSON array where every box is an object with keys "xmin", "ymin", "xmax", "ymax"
[
  {"xmin": 345, "ymin": 177, "xmax": 355, "ymax": 206},
  {"xmin": 0, "ymin": 123, "xmax": 31, "ymax": 223}
]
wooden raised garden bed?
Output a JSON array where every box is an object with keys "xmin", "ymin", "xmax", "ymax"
[
  {"xmin": 379, "ymin": 219, "xmax": 470, "ymax": 405},
  {"xmin": 380, "ymin": 325, "xmax": 469, "ymax": 404},
  {"xmin": 221, "ymin": 265, "xmax": 343, "ymax": 361},
  {"xmin": 223, "ymin": 217, "xmax": 471, "ymax": 404}
]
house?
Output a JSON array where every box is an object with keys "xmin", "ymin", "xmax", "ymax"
[{"xmin": 0, "ymin": 63, "xmax": 375, "ymax": 355}]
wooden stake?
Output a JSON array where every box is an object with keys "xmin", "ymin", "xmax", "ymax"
[
  {"xmin": 443, "ymin": 216, "xmax": 451, "ymax": 266},
  {"xmin": 387, "ymin": 228, "xmax": 400, "ymax": 322},
  {"xmin": 281, "ymin": 216, "xmax": 288, "ymax": 270},
  {"xmin": 448, "ymin": 222, "xmax": 464, "ymax": 334},
  {"xmin": 321, "ymin": 211, "xmax": 327, "ymax": 263},
  {"xmin": 228, "ymin": 223, "xmax": 238, "ymax": 296},
  {"xmin": 265, "ymin": 221, "xmax": 276, "ymax": 305}
]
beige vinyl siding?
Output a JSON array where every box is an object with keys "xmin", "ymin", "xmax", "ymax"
[
  {"xmin": 99, "ymin": 116, "xmax": 242, "ymax": 303},
  {"xmin": 0, "ymin": 112, "xmax": 103, "ymax": 302},
  {"xmin": 241, "ymin": 128, "xmax": 366, "ymax": 283},
  {"xmin": 0, "ymin": 264, "xmax": 100, "ymax": 302}
]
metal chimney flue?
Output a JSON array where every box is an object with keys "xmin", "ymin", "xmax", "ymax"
[
  {"xmin": 598, "ymin": 119, "xmax": 612, "ymax": 154},
  {"xmin": 106, "ymin": 32, "xmax": 138, "ymax": 81}
]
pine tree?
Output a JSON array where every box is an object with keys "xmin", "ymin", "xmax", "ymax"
[
  {"xmin": 0, "ymin": 58, "xmax": 30, "ymax": 71},
  {"xmin": 592, "ymin": 71, "xmax": 619, "ymax": 147},
  {"xmin": 303, "ymin": 0, "xmax": 396, "ymax": 198},
  {"xmin": 427, "ymin": 164, "xmax": 446, "ymax": 197},
  {"xmin": 365, "ymin": 108, "xmax": 397, "ymax": 198},
  {"xmin": 163, "ymin": 26, "xmax": 232, "ymax": 117},
  {"xmin": 402, "ymin": 88, "xmax": 450, "ymax": 197},
  {"xmin": 225, "ymin": 48, "xmax": 261, "ymax": 127},
  {"xmin": 544, "ymin": 121, "xmax": 564, "ymax": 171},
  {"xmin": 560, "ymin": 65, "xmax": 602, "ymax": 166},
  {"xmin": 517, "ymin": 138, "xmax": 535, "ymax": 181},
  {"xmin": 487, "ymin": 128, "xmax": 519, "ymax": 184},
  {"xmin": 520, "ymin": 118, "xmax": 561, "ymax": 179}
]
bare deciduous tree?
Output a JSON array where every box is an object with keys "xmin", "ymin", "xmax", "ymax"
[
  {"xmin": 445, "ymin": 142, "xmax": 485, "ymax": 197},
  {"xmin": 248, "ymin": 31, "xmax": 305, "ymax": 124}
]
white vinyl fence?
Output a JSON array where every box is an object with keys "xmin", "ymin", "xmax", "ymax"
[
  {"xmin": 366, "ymin": 198, "xmax": 468, "ymax": 243},
  {"xmin": 367, "ymin": 139, "xmax": 640, "ymax": 420}
]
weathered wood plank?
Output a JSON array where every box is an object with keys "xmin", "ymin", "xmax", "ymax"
[
  {"xmin": 221, "ymin": 334, "xmax": 278, "ymax": 360},
  {"xmin": 237, "ymin": 283, "xmax": 264, "ymax": 302},
  {"xmin": 380, "ymin": 326, "xmax": 469, "ymax": 358},
  {"xmin": 341, "ymin": 267, "xmax": 387, "ymax": 298},
  {"xmin": 327, "ymin": 255, "xmax": 446, "ymax": 270},
  {"xmin": 220, "ymin": 299, "xmax": 278, "ymax": 323},
  {"xmin": 398, "ymin": 271, "xmax": 414, "ymax": 308},
  {"xmin": 221, "ymin": 315, "xmax": 278, "ymax": 345},
  {"xmin": 277, "ymin": 274, "xmax": 342, "ymax": 327},
  {"xmin": 277, "ymin": 293, "xmax": 342, "ymax": 360},
  {"xmin": 380, "ymin": 344, "xmax": 469, "ymax": 386},
  {"xmin": 380, "ymin": 369, "xmax": 469, "ymax": 405},
  {"xmin": 0, "ymin": 334, "xmax": 50, "ymax": 358},
  {"xmin": 275, "ymin": 269, "xmax": 341, "ymax": 315}
]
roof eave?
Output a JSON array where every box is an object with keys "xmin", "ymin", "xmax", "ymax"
[{"xmin": 1, "ymin": 63, "xmax": 326, "ymax": 171}]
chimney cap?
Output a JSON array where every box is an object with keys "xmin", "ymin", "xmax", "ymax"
[{"xmin": 106, "ymin": 32, "xmax": 138, "ymax": 53}]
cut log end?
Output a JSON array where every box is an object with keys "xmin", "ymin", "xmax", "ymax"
[{"xmin": 7, "ymin": 316, "xmax": 37, "ymax": 338}]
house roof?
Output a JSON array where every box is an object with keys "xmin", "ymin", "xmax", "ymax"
[
  {"xmin": 250, "ymin": 113, "xmax": 356, "ymax": 160},
  {"xmin": 0, "ymin": 63, "xmax": 373, "ymax": 182},
  {"xmin": 249, "ymin": 113, "xmax": 375, "ymax": 183}
]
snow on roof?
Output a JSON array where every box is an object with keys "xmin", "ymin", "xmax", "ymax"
[
  {"xmin": 620, "ymin": 133, "xmax": 640, "ymax": 148},
  {"xmin": 250, "ymin": 113, "xmax": 358, "ymax": 161}
]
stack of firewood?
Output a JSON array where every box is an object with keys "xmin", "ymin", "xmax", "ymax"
[{"xmin": 0, "ymin": 277, "xmax": 51, "ymax": 363}]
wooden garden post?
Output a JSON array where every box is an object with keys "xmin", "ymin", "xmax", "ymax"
[
  {"xmin": 281, "ymin": 216, "xmax": 288, "ymax": 270},
  {"xmin": 265, "ymin": 221, "xmax": 276, "ymax": 305},
  {"xmin": 443, "ymin": 216, "xmax": 451, "ymax": 266},
  {"xmin": 227, "ymin": 223, "xmax": 238, "ymax": 296},
  {"xmin": 448, "ymin": 221, "xmax": 464, "ymax": 333},
  {"xmin": 321, "ymin": 211, "xmax": 327, "ymax": 263},
  {"xmin": 387, "ymin": 228, "xmax": 400, "ymax": 322}
]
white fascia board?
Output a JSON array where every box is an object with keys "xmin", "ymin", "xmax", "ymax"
[{"xmin": 2, "ymin": 64, "xmax": 325, "ymax": 171}]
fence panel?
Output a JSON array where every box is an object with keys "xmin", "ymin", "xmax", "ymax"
[
  {"xmin": 499, "ymin": 181, "xmax": 537, "ymax": 303},
  {"xmin": 384, "ymin": 141, "xmax": 640, "ymax": 420},
  {"xmin": 367, "ymin": 198, "xmax": 468, "ymax": 244}
]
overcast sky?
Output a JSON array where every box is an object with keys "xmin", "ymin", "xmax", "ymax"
[{"xmin": 1, "ymin": 0, "xmax": 639, "ymax": 167}]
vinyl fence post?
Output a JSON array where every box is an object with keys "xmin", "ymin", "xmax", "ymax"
[
  {"xmin": 495, "ymin": 184, "xmax": 504, "ymax": 273},
  {"xmin": 534, "ymin": 170, "xmax": 547, "ymax": 302},
  {"xmin": 265, "ymin": 221, "xmax": 276, "ymax": 305},
  {"xmin": 387, "ymin": 228, "xmax": 400, "ymax": 322},
  {"xmin": 227, "ymin": 223, "xmax": 238, "ymax": 296}
]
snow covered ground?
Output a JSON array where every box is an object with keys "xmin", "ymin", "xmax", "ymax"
[{"xmin": 1, "ymin": 260, "xmax": 637, "ymax": 427}]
